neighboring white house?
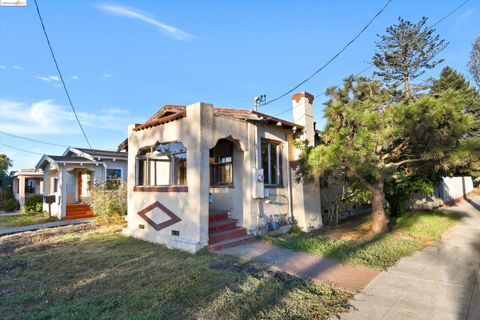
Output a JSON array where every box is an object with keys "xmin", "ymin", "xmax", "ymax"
[
  {"xmin": 121, "ymin": 92, "xmax": 323, "ymax": 253},
  {"xmin": 35, "ymin": 147, "xmax": 128, "ymax": 219},
  {"xmin": 11, "ymin": 169, "xmax": 44, "ymax": 211}
]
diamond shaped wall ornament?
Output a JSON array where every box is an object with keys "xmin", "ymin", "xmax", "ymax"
[{"xmin": 137, "ymin": 201, "xmax": 181, "ymax": 231}]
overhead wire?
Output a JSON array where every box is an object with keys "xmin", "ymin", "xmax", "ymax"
[
  {"xmin": 33, "ymin": 0, "xmax": 93, "ymax": 150},
  {"xmin": 262, "ymin": 0, "xmax": 392, "ymax": 106}
]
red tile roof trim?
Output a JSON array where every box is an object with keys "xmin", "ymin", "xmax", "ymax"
[
  {"xmin": 133, "ymin": 111, "xmax": 186, "ymax": 131},
  {"xmin": 252, "ymin": 111, "xmax": 304, "ymax": 130},
  {"xmin": 133, "ymin": 104, "xmax": 304, "ymax": 132}
]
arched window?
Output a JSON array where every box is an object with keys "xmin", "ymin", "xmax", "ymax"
[{"xmin": 136, "ymin": 142, "xmax": 187, "ymax": 186}]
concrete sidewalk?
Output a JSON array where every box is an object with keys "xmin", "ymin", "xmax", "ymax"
[
  {"xmin": 338, "ymin": 195, "xmax": 480, "ymax": 320},
  {"xmin": 216, "ymin": 240, "xmax": 379, "ymax": 291},
  {"xmin": 0, "ymin": 218, "xmax": 95, "ymax": 236}
]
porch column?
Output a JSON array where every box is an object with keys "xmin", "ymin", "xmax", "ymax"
[
  {"xmin": 18, "ymin": 175, "xmax": 26, "ymax": 208},
  {"xmin": 59, "ymin": 169, "xmax": 67, "ymax": 219},
  {"xmin": 186, "ymin": 102, "xmax": 213, "ymax": 246}
]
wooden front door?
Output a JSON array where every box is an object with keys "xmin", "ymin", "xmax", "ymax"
[{"xmin": 77, "ymin": 171, "xmax": 83, "ymax": 202}]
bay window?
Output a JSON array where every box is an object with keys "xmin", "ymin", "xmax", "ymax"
[{"xmin": 136, "ymin": 142, "xmax": 187, "ymax": 186}]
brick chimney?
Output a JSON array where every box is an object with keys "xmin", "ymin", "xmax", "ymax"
[{"xmin": 292, "ymin": 91, "xmax": 315, "ymax": 146}]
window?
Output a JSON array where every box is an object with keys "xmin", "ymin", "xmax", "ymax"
[
  {"xmin": 137, "ymin": 142, "xmax": 187, "ymax": 186},
  {"xmin": 52, "ymin": 177, "xmax": 58, "ymax": 193},
  {"xmin": 106, "ymin": 168, "xmax": 122, "ymax": 189},
  {"xmin": 261, "ymin": 139, "xmax": 283, "ymax": 186},
  {"xmin": 210, "ymin": 140, "xmax": 233, "ymax": 186}
]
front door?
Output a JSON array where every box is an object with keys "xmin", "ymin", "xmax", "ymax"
[{"xmin": 77, "ymin": 171, "xmax": 83, "ymax": 202}]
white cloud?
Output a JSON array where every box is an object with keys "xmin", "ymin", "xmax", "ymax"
[
  {"xmin": 103, "ymin": 107, "xmax": 129, "ymax": 115},
  {"xmin": 70, "ymin": 75, "xmax": 80, "ymax": 80},
  {"xmin": 102, "ymin": 73, "xmax": 113, "ymax": 80},
  {"xmin": 11, "ymin": 65, "xmax": 23, "ymax": 70},
  {"xmin": 0, "ymin": 65, "xmax": 5, "ymax": 69},
  {"xmin": 36, "ymin": 75, "xmax": 61, "ymax": 82},
  {"xmin": 0, "ymin": 98, "xmax": 137, "ymax": 135},
  {"xmin": 97, "ymin": 4, "xmax": 195, "ymax": 41}
]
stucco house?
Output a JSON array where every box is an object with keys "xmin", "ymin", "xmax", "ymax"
[
  {"xmin": 35, "ymin": 147, "xmax": 128, "ymax": 220},
  {"xmin": 121, "ymin": 91, "xmax": 322, "ymax": 253},
  {"xmin": 11, "ymin": 169, "xmax": 44, "ymax": 211}
]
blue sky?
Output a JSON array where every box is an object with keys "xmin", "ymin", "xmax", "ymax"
[{"xmin": 0, "ymin": 0, "xmax": 478, "ymax": 171}]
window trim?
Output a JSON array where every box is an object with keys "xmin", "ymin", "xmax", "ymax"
[
  {"xmin": 210, "ymin": 140, "xmax": 234, "ymax": 187},
  {"xmin": 261, "ymin": 138, "xmax": 283, "ymax": 187},
  {"xmin": 52, "ymin": 177, "xmax": 59, "ymax": 194},
  {"xmin": 106, "ymin": 168, "xmax": 123, "ymax": 190},
  {"xmin": 136, "ymin": 141, "xmax": 188, "ymax": 188}
]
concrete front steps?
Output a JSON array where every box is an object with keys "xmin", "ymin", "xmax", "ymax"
[
  {"xmin": 207, "ymin": 210, "xmax": 254, "ymax": 252},
  {"xmin": 64, "ymin": 203, "xmax": 94, "ymax": 220}
]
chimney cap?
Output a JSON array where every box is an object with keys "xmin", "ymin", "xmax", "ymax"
[{"xmin": 292, "ymin": 91, "xmax": 314, "ymax": 104}]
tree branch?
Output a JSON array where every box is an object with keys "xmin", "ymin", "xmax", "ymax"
[{"xmin": 385, "ymin": 158, "xmax": 426, "ymax": 168}]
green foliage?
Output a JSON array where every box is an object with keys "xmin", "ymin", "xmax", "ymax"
[
  {"xmin": 373, "ymin": 17, "xmax": 448, "ymax": 98},
  {"xmin": 290, "ymin": 224, "xmax": 303, "ymax": 235},
  {"xmin": 23, "ymin": 194, "xmax": 43, "ymax": 214},
  {"xmin": 0, "ymin": 186, "xmax": 19, "ymax": 212},
  {"xmin": 309, "ymin": 76, "xmax": 474, "ymax": 189},
  {"xmin": 0, "ymin": 154, "xmax": 12, "ymax": 177},
  {"xmin": 385, "ymin": 175, "xmax": 434, "ymax": 217},
  {"xmin": 468, "ymin": 35, "xmax": 480, "ymax": 87},
  {"xmin": 265, "ymin": 210, "xmax": 458, "ymax": 270},
  {"xmin": 85, "ymin": 183, "xmax": 127, "ymax": 222},
  {"xmin": 0, "ymin": 198, "xmax": 20, "ymax": 212}
]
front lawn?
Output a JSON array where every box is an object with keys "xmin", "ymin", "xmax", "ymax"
[
  {"xmin": 264, "ymin": 210, "xmax": 459, "ymax": 270},
  {"xmin": 0, "ymin": 224, "xmax": 352, "ymax": 320},
  {"xmin": 0, "ymin": 212, "xmax": 56, "ymax": 229}
]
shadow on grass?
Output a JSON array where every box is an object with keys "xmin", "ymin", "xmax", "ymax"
[{"xmin": 0, "ymin": 224, "xmax": 351, "ymax": 320}]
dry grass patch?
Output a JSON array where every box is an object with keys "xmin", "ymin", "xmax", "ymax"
[{"xmin": 0, "ymin": 224, "xmax": 352, "ymax": 320}]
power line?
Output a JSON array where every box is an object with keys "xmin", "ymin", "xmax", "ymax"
[
  {"xmin": 0, "ymin": 142, "xmax": 45, "ymax": 156},
  {"xmin": 0, "ymin": 131, "xmax": 70, "ymax": 148},
  {"xmin": 432, "ymin": 0, "xmax": 470, "ymax": 27},
  {"xmin": 262, "ymin": 0, "xmax": 392, "ymax": 106},
  {"xmin": 33, "ymin": 0, "xmax": 93, "ymax": 150},
  {"xmin": 272, "ymin": 0, "xmax": 472, "ymax": 119}
]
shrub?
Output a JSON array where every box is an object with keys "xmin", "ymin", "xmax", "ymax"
[
  {"xmin": 23, "ymin": 194, "xmax": 43, "ymax": 213},
  {"xmin": 290, "ymin": 224, "xmax": 303, "ymax": 235},
  {"xmin": 85, "ymin": 183, "xmax": 127, "ymax": 223},
  {"xmin": 1, "ymin": 198, "xmax": 20, "ymax": 212},
  {"xmin": 0, "ymin": 187, "xmax": 20, "ymax": 212}
]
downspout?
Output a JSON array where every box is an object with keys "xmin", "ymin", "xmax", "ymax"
[{"xmin": 286, "ymin": 133, "xmax": 294, "ymax": 222}]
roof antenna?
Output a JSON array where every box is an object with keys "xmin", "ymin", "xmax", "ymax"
[{"xmin": 253, "ymin": 95, "xmax": 266, "ymax": 111}]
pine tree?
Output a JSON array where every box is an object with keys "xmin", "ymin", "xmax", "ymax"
[
  {"xmin": 373, "ymin": 17, "xmax": 447, "ymax": 99},
  {"xmin": 468, "ymin": 36, "xmax": 480, "ymax": 87},
  {"xmin": 305, "ymin": 76, "xmax": 473, "ymax": 233}
]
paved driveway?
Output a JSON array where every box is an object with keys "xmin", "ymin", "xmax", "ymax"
[{"xmin": 338, "ymin": 195, "xmax": 480, "ymax": 320}]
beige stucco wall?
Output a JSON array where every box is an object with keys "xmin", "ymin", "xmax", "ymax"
[{"xmin": 125, "ymin": 101, "xmax": 322, "ymax": 253}]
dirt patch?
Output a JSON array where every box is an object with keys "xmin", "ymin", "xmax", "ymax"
[
  {"xmin": 321, "ymin": 216, "xmax": 374, "ymax": 240},
  {"xmin": 209, "ymin": 258, "xmax": 297, "ymax": 283}
]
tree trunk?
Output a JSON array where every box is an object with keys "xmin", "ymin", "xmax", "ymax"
[
  {"xmin": 370, "ymin": 175, "xmax": 389, "ymax": 233},
  {"xmin": 404, "ymin": 72, "xmax": 410, "ymax": 99}
]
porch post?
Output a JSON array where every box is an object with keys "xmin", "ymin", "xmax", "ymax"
[
  {"xmin": 59, "ymin": 169, "xmax": 67, "ymax": 219},
  {"xmin": 18, "ymin": 175, "xmax": 26, "ymax": 209},
  {"xmin": 186, "ymin": 102, "xmax": 213, "ymax": 246}
]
